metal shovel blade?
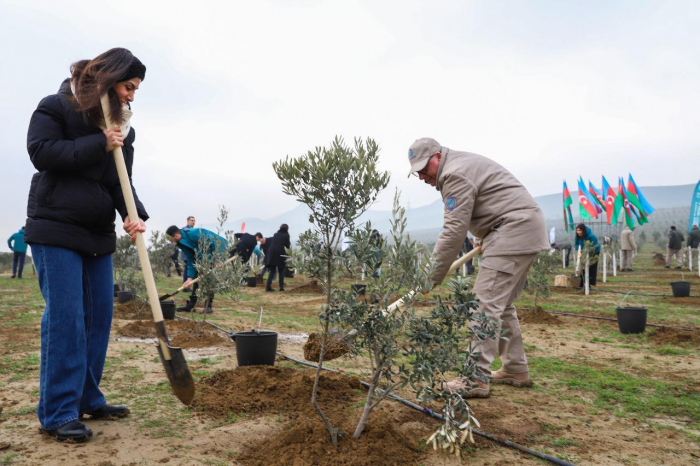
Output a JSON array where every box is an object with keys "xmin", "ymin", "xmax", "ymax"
[{"xmin": 154, "ymin": 322, "xmax": 195, "ymax": 405}]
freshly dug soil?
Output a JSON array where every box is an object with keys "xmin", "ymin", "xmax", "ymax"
[
  {"xmin": 238, "ymin": 412, "xmax": 426, "ymax": 466},
  {"xmin": 193, "ymin": 366, "xmax": 361, "ymax": 418},
  {"xmin": 663, "ymin": 296, "xmax": 700, "ymax": 306},
  {"xmin": 303, "ymin": 332, "xmax": 349, "ymax": 362},
  {"xmin": 518, "ymin": 308, "xmax": 561, "ymax": 325},
  {"xmin": 652, "ymin": 252, "xmax": 666, "ymax": 266},
  {"xmin": 288, "ymin": 281, "xmax": 324, "ymax": 294},
  {"xmin": 113, "ymin": 301, "xmax": 151, "ymax": 320},
  {"xmin": 648, "ymin": 327, "xmax": 700, "ymax": 347},
  {"xmin": 195, "ymin": 366, "xmax": 430, "ymax": 466},
  {"xmin": 117, "ymin": 319, "xmax": 225, "ymax": 348}
]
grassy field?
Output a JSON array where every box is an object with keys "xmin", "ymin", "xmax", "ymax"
[{"xmin": 0, "ymin": 248, "xmax": 698, "ymax": 465}]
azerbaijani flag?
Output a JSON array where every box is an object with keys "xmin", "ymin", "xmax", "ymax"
[
  {"xmin": 563, "ymin": 180, "xmax": 575, "ymax": 232},
  {"xmin": 588, "ymin": 181, "xmax": 606, "ymax": 213},
  {"xmin": 578, "ymin": 177, "xmax": 598, "ymax": 219},
  {"xmin": 602, "ymin": 176, "xmax": 616, "ymax": 225},
  {"xmin": 628, "ymin": 173, "xmax": 655, "ymax": 215},
  {"xmin": 617, "ymin": 177, "xmax": 635, "ymax": 229},
  {"xmin": 624, "ymin": 177, "xmax": 649, "ymax": 225}
]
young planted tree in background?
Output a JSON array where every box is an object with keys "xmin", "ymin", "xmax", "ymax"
[
  {"xmin": 524, "ymin": 252, "xmax": 559, "ymax": 312},
  {"xmin": 192, "ymin": 206, "xmax": 247, "ymax": 327},
  {"xmin": 287, "ymin": 229, "xmax": 323, "ymax": 279},
  {"xmin": 149, "ymin": 230, "xmax": 176, "ymax": 278},
  {"xmin": 273, "ymin": 136, "xmax": 390, "ymax": 445}
]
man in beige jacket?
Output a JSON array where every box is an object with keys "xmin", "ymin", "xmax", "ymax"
[
  {"xmin": 620, "ymin": 226, "xmax": 637, "ymax": 271},
  {"xmin": 408, "ymin": 137, "xmax": 549, "ymax": 398}
]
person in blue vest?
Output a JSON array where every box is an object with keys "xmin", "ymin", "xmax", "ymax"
[
  {"xmin": 574, "ymin": 223, "xmax": 601, "ymax": 287},
  {"xmin": 7, "ymin": 226, "xmax": 28, "ymax": 279},
  {"xmin": 166, "ymin": 225, "xmax": 227, "ymax": 313}
]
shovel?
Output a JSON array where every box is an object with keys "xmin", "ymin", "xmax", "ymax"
[
  {"xmin": 303, "ymin": 246, "xmax": 482, "ymax": 362},
  {"xmin": 101, "ymin": 95, "xmax": 194, "ymax": 405},
  {"xmin": 159, "ymin": 255, "xmax": 239, "ymax": 301}
]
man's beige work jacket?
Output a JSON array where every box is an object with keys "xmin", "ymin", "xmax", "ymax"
[{"xmin": 432, "ymin": 147, "xmax": 549, "ymax": 283}]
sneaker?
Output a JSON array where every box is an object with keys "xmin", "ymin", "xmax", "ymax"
[
  {"xmin": 10, "ymin": 275, "xmax": 15, "ymax": 279},
  {"xmin": 664, "ymin": 265, "xmax": 670, "ymax": 269},
  {"xmin": 490, "ymin": 370, "xmax": 533, "ymax": 388},
  {"xmin": 81, "ymin": 404, "xmax": 130, "ymax": 420},
  {"xmin": 266, "ymin": 288, "xmax": 276, "ymax": 292},
  {"xmin": 442, "ymin": 378, "xmax": 490, "ymax": 398},
  {"xmin": 676, "ymin": 266, "xmax": 682, "ymax": 269}
]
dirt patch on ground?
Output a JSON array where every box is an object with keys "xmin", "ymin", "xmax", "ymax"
[
  {"xmin": 113, "ymin": 301, "xmax": 151, "ymax": 320},
  {"xmin": 303, "ymin": 332, "xmax": 350, "ymax": 362},
  {"xmin": 117, "ymin": 319, "xmax": 226, "ymax": 348},
  {"xmin": 647, "ymin": 326, "xmax": 700, "ymax": 347},
  {"xmin": 195, "ymin": 366, "xmax": 432, "ymax": 466},
  {"xmin": 518, "ymin": 309, "xmax": 562, "ymax": 325},
  {"xmin": 238, "ymin": 411, "xmax": 426, "ymax": 466},
  {"xmin": 652, "ymin": 252, "xmax": 666, "ymax": 266},
  {"xmin": 288, "ymin": 281, "xmax": 324, "ymax": 294}
]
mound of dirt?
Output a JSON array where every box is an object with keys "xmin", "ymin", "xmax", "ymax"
[
  {"xmin": 652, "ymin": 252, "xmax": 666, "ymax": 266},
  {"xmin": 193, "ymin": 366, "xmax": 361, "ymax": 418},
  {"xmin": 648, "ymin": 327, "xmax": 700, "ymax": 347},
  {"xmin": 238, "ymin": 413, "xmax": 425, "ymax": 466},
  {"xmin": 518, "ymin": 308, "xmax": 561, "ymax": 325},
  {"xmin": 663, "ymin": 296, "xmax": 700, "ymax": 306},
  {"xmin": 288, "ymin": 281, "xmax": 324, "ymax": 294},
  {"xmin": 117, "ymin": 319, "xmax": 226, "ymax": 348},
  {"xmin": 303, "ymin": 332, "xmax": 349, "ymax": 362},
  {"xmin": 113, "ymin": 301, "xmax": 151, "ymax": 320},
  {"xmin": 195, "ymin": 367, "xmax": 430, "ymax": 466}
]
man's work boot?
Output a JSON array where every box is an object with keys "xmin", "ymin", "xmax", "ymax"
[
  {"xmin": 177, "ymin": 299, "xmax": 196, "ymax": 312},
  {"xmin": 442, "ymin": 378, "xmax": 490, "ymax": 398},
  {"xmin": 201, "ymin": 298, "xmax": 213, "ymax": 314},
  {"xmin": 490, "ymin": 370, "xmax": 533, "ymax": 388}
]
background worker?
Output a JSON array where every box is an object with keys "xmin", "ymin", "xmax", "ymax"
[
  {"xmin": 166, "ymin": 225, "xmax": 226, "ymax": 314},
  {"xmin": 232, "ymin": 232, "xmax": 258, "ymax": 264},
  {"xmin": 266, "ymin": 224, "xmax": 291, "ymax": 292},
  {"xmin": 689, "ymin": 224, "xmax": 700, "ymax": 266},
  {"xmin": 574, "ymin": 223, "xmax": 600, "ymax": 286},
  {"xmin": 180, "ymin": 216, "xmax": 195, "ymax": 289},
  {"xmin": 620, "ymin": 226, "xmax": 637, "ymax": 271},
  {"xmin": 665, "ymin": 225, "xmax": 684, "ymax": 269},
  {"xmin": 256, "ymin": 232, "xmax": 275, "ymax": 281},
  {"xmin": 408, "ymin": 137, "xmax": 549, "ymax": 399},
  {"xmin": 7, "ymin": 226, "xmax": 27, "ymax": 279}
]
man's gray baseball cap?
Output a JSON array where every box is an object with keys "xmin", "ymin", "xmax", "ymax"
[{"xmin": 407, "ymin": 137, "xmax": 441, "ymax": 177}]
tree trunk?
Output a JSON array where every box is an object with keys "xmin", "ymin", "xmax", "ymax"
[
  {"xmin": 353, "ymin": 346, "xmax": 382, "ymax": 439},
  {"xmin": 311, "ymin": 255, "xmax": 339, "ymax": 446}
]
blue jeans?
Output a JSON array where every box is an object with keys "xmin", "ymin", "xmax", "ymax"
[
  {"xmin": 31, "ymin": 244, "xmax": 113, "ymax": 430},
  {"xmin": 12, "ymin": 252, "xmax": 26, "ymax": 277}
]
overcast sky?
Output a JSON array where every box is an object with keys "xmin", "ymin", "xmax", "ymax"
[{"xmin": 1, "ymin": 0, "xmax": 699, "ymax": 249}]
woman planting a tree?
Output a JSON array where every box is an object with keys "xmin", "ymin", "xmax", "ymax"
[{"xmin": 24, "ymin": 48, "xmax": 148, "ymax": 442}]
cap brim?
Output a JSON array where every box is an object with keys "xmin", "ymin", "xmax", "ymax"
[{"xmin": 408, "ymin": 158, "xmax": 430, "ymax": 178}]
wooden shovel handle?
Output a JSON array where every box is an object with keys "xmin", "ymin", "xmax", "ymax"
[
  {"xmin": 383, "ymin": 246, "xmax": 482, "ymax": 316},
  {"xmin": 101, "ymin": 95, "xmax": 168, "ymax": 331}
]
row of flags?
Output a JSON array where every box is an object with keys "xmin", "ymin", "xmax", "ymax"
[{"xmin": 562, "ymin": 174, "xmax": 655, "ymax": 231}]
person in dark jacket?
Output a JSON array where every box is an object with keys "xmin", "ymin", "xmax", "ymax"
[
  {"xmin": 232, "ymin": 232, "xmax": 258, "ymax": 264},
  {"xmin": 255, "ymin": 233, "xmax": 275, "ymax": 280},
  {"xmin": 574, "ymin": 223, "xmax": 600, "ymax": 287},
  {"xmin": 180, "ymin": 216, "xmax": 196, "ymax": 287},
  {"xmin": 166, "ymin": 226, "xmax": 227, "ymax": 313},
  {"xmin": 25, "ymin": 48, "xmax": 147, "ymax": 442},
  {"xmin": 665, "ymin": 225, "xmax": 685, "ymax": 269},
  {"xmin": 7, "ymin": 226, "xmax": 28, "ymax": 278},
  {"xmin": 266, "ymin": 224, "xmax": 291, "ymax": 291},
  {"xmin": 689, "ymin": 224, "xmax": 700, "ymax": 267}
]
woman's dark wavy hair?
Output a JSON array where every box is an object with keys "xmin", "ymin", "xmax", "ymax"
[{"xmin": 69, "ymin": 48, "xmax": 139, "ymax": 128}]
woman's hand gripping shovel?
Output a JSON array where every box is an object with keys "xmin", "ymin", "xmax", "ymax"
[
  {"xmin": 101, "ymin": 95, "xmax": 194, "ymax": 405},
  {"xmin": 303, "ymin": 246, "xmax": 482, "ymax": 362}
]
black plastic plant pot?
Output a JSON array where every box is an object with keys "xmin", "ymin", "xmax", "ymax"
[
  {"xmin": 117, "ymin": 291, "xmax": 134, "ymax": 304},
  {"xmin": 246, "ymin": 277, "xmax": 257, "ymax": 288},
  {"xmin": 351, "ymin": 284, "xmax": 367, "ymax": 296},
  {"xmin": 161, "ymin": 300, "xmax": 176, "ymax": 320},
  {"xmin": 113, "ymin": 284, "xmax": 121, "ymax": 298},
  {"xmin": 231, "ymin": 331, "xmax": 278, "ymax": 367},
  {"xmin": 670, "ymin": 281, "xmax": 691, "ymax": 298},
  {"xmin": 616, "ymin": 306, "xmax": 647, "ymax": 334}
]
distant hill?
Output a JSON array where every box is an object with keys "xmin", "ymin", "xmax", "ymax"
[{"xmin": 208, "ymin": 183, "xmax": 696, "ymax": 241}]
